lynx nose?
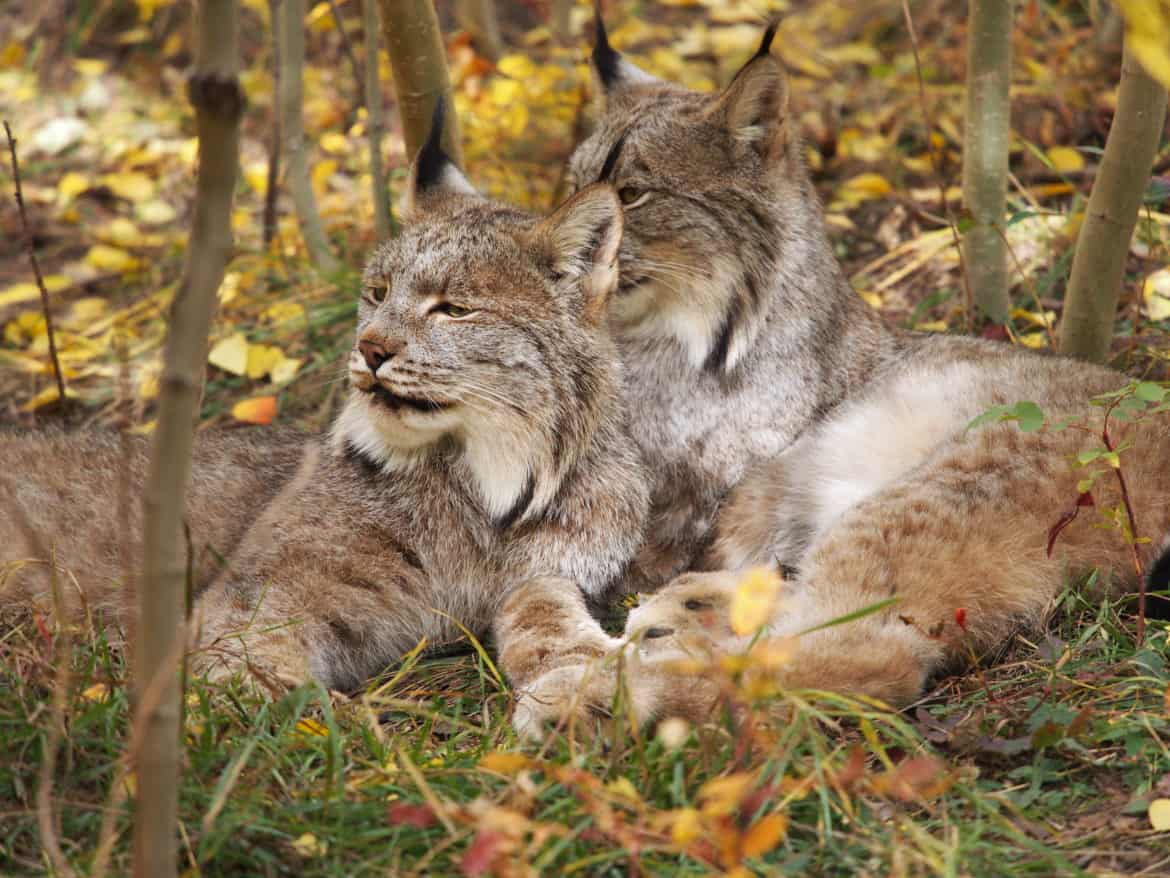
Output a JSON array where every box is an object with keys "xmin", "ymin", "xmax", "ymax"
[{"xmin": 358, "ymin": 337, "xmax": 403, "ymax": 372}]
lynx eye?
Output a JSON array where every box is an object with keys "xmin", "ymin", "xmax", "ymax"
[
  {"xmin": 684, "ymin": 598, "xmax": 711, "ymax": 611},
  {"xmin": 430, "ymin": 302, "xmax": 476, "ymax": 319},
  {"xmin": 364, "ymin": 284, "xmax": 388, "ymax": 304},
  {"xmin": 618, "ymin": 186, "xmax": 646, "ymax": 206}
]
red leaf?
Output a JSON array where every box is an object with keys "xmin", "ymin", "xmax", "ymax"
[
  {"xmin": 461, "ymin": 830, "xmax": 506, "ymax": 877},
  {"xmin": 954, "ymin": 607, "xmax": 968, "ymax": 632},
  {"xmin": 387, "ymin": 803, "xmax": 437, "ymax": 828}
]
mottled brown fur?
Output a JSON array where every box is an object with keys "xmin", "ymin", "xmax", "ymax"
[{"xmin": 2, "ymin": 149, "xmax": 650, "ymax": 693}]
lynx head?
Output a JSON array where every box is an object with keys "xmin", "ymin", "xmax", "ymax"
[
  {"xmin": 335, "ymin": 102, "xmax": 626, "ymax": 526},
  {"xmin": 568, "ymin": 15, "xmax": 821, "ymax": 374}
]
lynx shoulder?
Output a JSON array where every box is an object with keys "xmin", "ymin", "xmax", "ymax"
[{"xmin": 1, "ymin": 119, "xmax": 649, "ymax": 693}]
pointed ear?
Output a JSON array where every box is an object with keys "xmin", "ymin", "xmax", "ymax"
[
  {"xmin": 710, "ymin": 24, "xmax": 789, "ymax": 160},
  {"xmin": 533, "ymin": 184, "xmax": 623, "ymax": 324},
  {"xmin": 402, "ymin": 97, "xmax": 482, "ymax": 220},
  {"xmin": 591, "ymin": 2, "xmax": 660, "ymax": 111}
]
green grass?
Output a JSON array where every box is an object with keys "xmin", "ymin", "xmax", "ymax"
[{"xmin": 2, "ymin": 591, "xmax": 1168, "ymax": 877}]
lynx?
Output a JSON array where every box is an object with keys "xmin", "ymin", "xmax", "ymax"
[
  {"xmin": 1, "ymin": 116, "xmax": 649, "ymax": 693},
  {"xmin": 496, "ymin": 22, "xmax": 1170, "ymax": 736},
  {"xmin": 562, "ymin": 20, "xmax": 909, "ymax": 586}
]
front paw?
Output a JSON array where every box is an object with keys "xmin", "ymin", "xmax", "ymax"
[{"xmin": 512, "ymin": 660, "xmax": 621, "ymax": 741}]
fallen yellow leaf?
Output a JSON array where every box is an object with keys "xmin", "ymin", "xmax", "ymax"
[
  {"xmin": 730, "ymin": 567, "xmax": 782, "ymax": 636},
  {"xmin": 270, "ymin": 355, "xmax": 302, "ymax": 386},
  {"xmin": 295, "ymin": 717, "xmax": 329, "ymax": 738},
  {"xmin": 1151, "ymin": 798, "xmax": 1170, "ymax": 831},
  {"xmin": 57, "ymin": 171, "xmax": 91, "ymax": 203},
  {"xmin": 81, "ymin": 683, "xmax": 111, "ymax": 702},
  {"xmin": 605, "ymin": 776, "xmax": 640, "ymax": 802},
  {"xmin": 207, "ymin": 333, "xmax": 249, "ymax": 376},
  {"xmin": 670, "ymin": 807, "xmax": 703, "ymax": 844},
  {"xmin": 245, "ymin": 343, "xmax": 285, "ymax": 380},
  {"xmin": 1046, "ymin": 146, "xmax": 1085, "ymax": 174},
  {"xmin": 21, "ymin": 385, "xmax": 79, "ymax": 412},
  {"xmin": 291, "ymin": 832, "xmax": 327, "ymax": 857},
  {"xmin": 100, "ymin": 171, "xmax": 155, "ymax": 202},
  {"xmin": 697, "ymin": 772, "xmax": 754, "ymax": 818},
  {"xmin": 231, "ymin": 395, "xmax": 278, "ymax": 425},
  {"xmin": 85, "ymin": 244, "xmax": 140, "ymax": 273},
  {"xmin": 1144, "ymin": 268, "xmax": 1170, "ymax": 321},
  {"xmin": 319, "ymin": 132, "xmax": 349, "ymax": 155},
  {"xmin": 479, "ymin": 752, "xmax": 531, "ymax": 774}
]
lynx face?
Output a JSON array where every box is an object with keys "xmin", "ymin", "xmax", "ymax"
[
  {"xmin": 334, "ymin": 120, "xmax": 625, "ymax": 524},
  {"xmin": 566, "ymin": 24, "xmax": 805, "ymax": 373}
]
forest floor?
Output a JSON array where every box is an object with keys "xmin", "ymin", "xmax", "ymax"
[{"xmin": 1, "ymin": 0, "xmax": 1169, "ymax": 874}]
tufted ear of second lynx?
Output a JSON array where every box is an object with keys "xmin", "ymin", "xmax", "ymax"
[
  {"xmin": 530, "ymin": 184, "xmax": 623, "ymax": 325},
  {"xmin": 709, "ymin": 54, "xmax": 790, "ymax": 161}
]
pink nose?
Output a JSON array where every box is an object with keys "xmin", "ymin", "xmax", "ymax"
[{"xmin": 358, "ymin": 338, "xmax": 403, "ymax": 371}]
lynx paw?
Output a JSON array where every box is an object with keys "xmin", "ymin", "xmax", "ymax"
[{"xmin": 512, "ymin": 661, "xmax": 621, "ymax": 740}]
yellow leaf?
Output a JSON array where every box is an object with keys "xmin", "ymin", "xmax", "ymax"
[
  {"xmin": 5, "ymin": 310, "xmax": 47, "ymax": 346},
  {"xmin": 264, "ymin": 301, "xmax": 306, "ymax": 325},
  {"xmin": 1046, "ymin": 146, "xmax": 1085, "ymax": 174},
  {"xmin": 122, "ymin": 771, "xmax": 137, "ymax": 798},
  {"xmin": 74, "ymin": 58, "xmax": 107, "ymax": 76},
  {"xmin": 1017, "ymin": 331, "xmax": 1048, "ymax": 349},
  {"xmin": 270, "ymin": 355, "xmax": 302, "ymax": 386},
  {"xmin": 57, "ymin": 171, "xmax": 90, "ymax": 203},
  {"xmin": 306, "ymin": 1, "xmax": 335, "ymax": 31},
  {"xmin": 101, "ymin": 217, "xmax": 143, "ymax": 248},
  {"xmin": 0, "ymin": 41, "xmax": 26, "ymax": 68},
  {"xmin": 741, "ymin": 813, "xmax": 788, "ymax": 858},
  {"xmin": 319, "ymin": 132, "xmax": 349, "ymax": 155},
  {"xmin": 670, "ymin": 808, "xmax": 703, "ymax": 844},
  {"xmin": 0, "ymin": 275, "xmax": 69, "ymax": 309},
  {"xmin": 232, "ymin": 395, "xmax": 278, "ymax": 425},
  {"xmin": 697, "ymin": 772, "xmax": 754, "ymax": 817},
  {"xmin": 21, "ymin": 385, "xmax": 79, "ymax": 412},
  {"xmin": 497, "ymin": 54, "xmax": 537, "ymax": 79},
  {"xmin": 85, "ymin": 244, "xmax": 140, "ymax": 273},
  {"xmin": 479, "ymin": 752, "xmax": 531, "ymax": 774},
  {"xmin": 207, "ymin": 333, "xmax": 250, "ymax": 376},
  {"xmin": 291, "ymin": 832, "xmax": 328, "ymax": 857},
  {"xmin": 489, "ymin": 78, "xmax": 522, "ymax": 106},
  {"xmin": 218, "ymin": 272, "xmax": 243, "ymax": 305},
  {"xmin": 246, "ymin": 343, "xmax": 285, "ymax": 380},
  {"xmin": 605, "ymin": 776, "xmax": 640, "ymax": 802},
  {"xmin": 1150, "ymin": 798, "xmax": 1170, "ymax": 831},
  {"xmin": 295, "ymin": 717, "xmax": 329, "ymax": 738},
  {"xmin": 64, "ymin": 297, "xmax": 109, "ymax": 329},
  {"xmin": 135, "ymin": 199, "xmax": 177, "ymax": 226},
  {"xmin": 100, "ymin": 171, "xmax": 155, "ymax": 202},
  {"xmin": 915, "ymin": 320, "xmax": 949, "ymax": 333},
  {"xmin": 244, "ymin": 160, "xmax": 269, "ymax": 195},
  {"xmin": 840, "ymin": 172, "xmax": 892, "ymax": 200},
  {"xmin": 81, "ymin": 683, "xmax": 111, "ymax": 702},
  {"xmin": 311, "ymin": 159, "xmax": 338, "ymax": 195},
  {"xmin": 730, "ymin": 566, "xmax": 782, "ymax": 636},
  {"xmin": 1144, "ymin": 268, "xmax": 1170, "ymax": 321}
]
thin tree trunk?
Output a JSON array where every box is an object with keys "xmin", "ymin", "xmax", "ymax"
[
  {"xmin": 377, "ymin": 0, "xmax": 463, "ymax": 165},
  {"xmin": 1059, "ymin": 41, "xmax": 1168, "ymax": 362},
  {"xmin": 279, "ymin": 0, "xmax": 340, "ymax": 272},
  {"xmin": 263, "ymin": 0, "xmax": 282, "ymax": 248},
  {"xmin": 134, "ymin": 1, "xmax": 244, "ymax": 875},
  {"xmin": 364, "ymin": 0, "xmax": 395, "ymax": 239},
  {"xmin": 961, "ymin": 0, "xmax": 1013, "ymax": 324},
  {"xmin": 457, "ymin": 0, "xmax": 503, "ymax": 62}
]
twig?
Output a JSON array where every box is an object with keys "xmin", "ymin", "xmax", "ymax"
[
  {"xmin": 897, "ymin": 2, "xmax": 977, "ymax": 333},
  {"xmin": 1100, "ymin": 398, "xmax": 1146, "ymax": 643},
  {"xmin": 4, "ymin": 120, "xmax": 67, "ymax": 405},
  {"xmin": 326, "ymin": 0, "xmax": 367, "ymax": 115}
]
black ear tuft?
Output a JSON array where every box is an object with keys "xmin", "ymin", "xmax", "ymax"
[
  {"xmin": 414, "ymin": 96, "xmax": 450, "ymax": 191},
  {"xmin": 592, "ymin": 1, "xmax": 623, "ymax": 89},
  {"xmin": 755, "ymin": 20, "xmax": 778, "ymax": 61}
]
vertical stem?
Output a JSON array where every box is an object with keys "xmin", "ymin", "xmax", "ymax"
[
  {"xmin": 456, "ymin": 0, "xmax": 504, "ymax": 62},
  {"xmin": 1059, "ymin": 40, "xmax": 1167, "ymax": 362},
  {"xmin": 377, "ymin": 0, "xmax": 463, "ymax": 165},
  {"xmin": 134, "ymin": 2, "xmax": 244, "ymax": 875},
  {"xmin": 961, "ymin": 0, "xmax": 1014, "ymax": 324},
  {"xmin": 263, "ymin": 0, "xmax": 282, "ymax": 248},
  {"xmin": 279, "ymin": 0, "xmax": 340, "ymax": 272},
  {"xmin": 364, "ymin": 0, "xmax": 395, "ymax": 239}
]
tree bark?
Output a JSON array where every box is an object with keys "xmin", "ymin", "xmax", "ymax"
[
  {"xmin": 134, "ymin": 1, "xmax": 244, "ymax": 876},
  {"xmin": 961, "ymin": 0, "xmax": 1013, "ymax": 324},
  {"xmin": 364, "ymin": 0, "xmax": 395, "ymax": 239},
  {"xmin": 279, "ymin": 0, "xmax": 340, "ymax": 272},
  {"xmin": 377, "ymin": 0, "xmax": 463, "ymax": 165},
  {"xmin": 457, "ymin": 0, "xmax": 503, "ymax": 62},
  {"xmin": 1059, "ymin": 41, "xmax": 1168, "ymax": 362}
]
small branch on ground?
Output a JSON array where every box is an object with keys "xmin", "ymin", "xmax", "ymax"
[{"xmin": 5, "ymin": 120, "xmax": 68, "ymax": 406}]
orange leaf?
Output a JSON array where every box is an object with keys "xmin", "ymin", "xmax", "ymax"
[
  {"xmin": 231, "ymin": 395, "xmax": 277, "ymax": 425},
  {"xmin": 741, "ymin": 813, "xmax": 788, "ymax": 858}
]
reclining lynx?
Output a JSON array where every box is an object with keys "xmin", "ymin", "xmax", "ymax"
[
  {"xmin": 1, "ymin": 119, "xmax": 649, "ymax": 692},
  {"xmin": 496, "ymin": 21, "xmax": 1170, "ymax": 736}
]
